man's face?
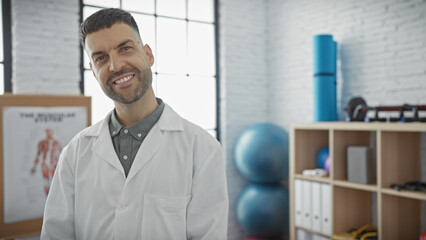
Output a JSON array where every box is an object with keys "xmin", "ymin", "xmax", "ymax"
[{"xmin": 85, "ymin": 22, "xmax": 154, "ymax": 105}]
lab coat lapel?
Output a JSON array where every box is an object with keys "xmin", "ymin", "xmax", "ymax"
[
  {"xmin": 126, "ymin": 124, "xmax": 163, "ymax": 181},
  {"xmin": 91, "ymin": 114, "xmax": 124, "ymax": 175},
  {"xmin": 126, "ymin": 104, "xmax": 183, "ymax": 181}
]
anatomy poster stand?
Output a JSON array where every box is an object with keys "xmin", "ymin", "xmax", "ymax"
[{"xmin": 0, "ymin": 94, "xmax": 91, "ymax": 238}]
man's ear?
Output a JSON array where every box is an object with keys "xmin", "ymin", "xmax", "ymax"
[{"xmin": 143, "ymin": 44, "xmax": 155, "ymax": 66}]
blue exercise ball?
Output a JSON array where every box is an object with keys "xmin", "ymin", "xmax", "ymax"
[
  {"xmin": 317, "ymin": 146, "xmax": 329, "ymax": 169},
  {"xmin": 236, "ymin": 183, "xmax": 289, "ymax": 238},
  {"xmin": 235, "ymin": 123, "xmax": 288, "ymax": 182}
]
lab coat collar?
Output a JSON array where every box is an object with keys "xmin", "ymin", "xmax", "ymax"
[
  {"xmin": 83, "ymin": 103, "xmax": 183, "ymax": 138},
  {"xmin": 82, "ymin": 103, "xmax": 184, "ymax": 178},
  {"xmin": 156, "ymin": 104, "xmax": 184, "ymax": 132}
]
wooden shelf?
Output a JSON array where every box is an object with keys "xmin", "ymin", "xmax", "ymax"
[
  {"xmin": 294, "ymin": 174, "xmax": 331, "ymax": 183},
  {"xmin": 381, "ymin": 194, "xmax": 422, "ymax": 239},
  {"xmin": 289, "ymin": 122, "xmax": 426, "ymax": 240},
  {"xmin": 294, "ymin": 226, "xmax": 331, "ymax": 238},
  {"xmin": 292, "ymin": 121, "xmax": 426, "ymax": 132},
  {"xmin": 333, "ymin": 187, "xmax": 375, "ymax": 234},
  {"xmin": 381, "ymin": 188, "xmax": 426, "ymax": 201},
  {"xmin": 333, "ymin": 180, "xmax": 377, "ymax": 192}
]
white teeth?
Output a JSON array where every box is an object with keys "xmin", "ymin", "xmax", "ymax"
[{"xmin": 115, "ymin": 75, "xmax": 132, "ymax": 84}]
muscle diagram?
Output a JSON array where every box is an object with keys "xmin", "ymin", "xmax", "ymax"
[{"xmin": 31, "ymin": 128, "xmax": 61, "ymax": 195}]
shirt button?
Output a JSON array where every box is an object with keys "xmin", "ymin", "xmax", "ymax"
[
  {"xmin": 118, "ymin": 203, "xmax": 127, "ymax": 210},
  {"xmin": 124, "ymin": 129, "xmax": 129, "ymax": 134},
  {"xmin": 123, "ymin": 155, "xmax": 128, "ymax": 160},
  {"xmin": 112, "ymin": 131, "xmax": 116, "ymax": 135},
  {"xmin": 138, "ymin": 133, "xmax": 142, "ymax": 137}
]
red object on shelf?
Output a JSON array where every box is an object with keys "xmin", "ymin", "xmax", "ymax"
[{"xmin": 420, "ymin": 231, "xmax": 426, "ymax": 240}]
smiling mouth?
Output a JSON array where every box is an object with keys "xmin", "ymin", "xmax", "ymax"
[{"xmin": 113, "ymin": 74, "xmax": 135, "ymax": 85}]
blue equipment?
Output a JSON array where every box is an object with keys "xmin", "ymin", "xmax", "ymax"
[
  {"xmin": 234, "ymin": 123, "xmax": 288, "ymax": 183},
  {"xmin": 313, "ymin": 34, "xmax": 338, "ymax": 121},
  {"xmin": 314, "ymin": 75, "xmax": 337, "ymax": 121},
  {"xmin": 317, "ymin": 146, "xmax": 329, "ymax": 169},
  {"xmin": 236, "ymin": 183, "xmax": 289, "ymax": 239},
  {"xmin": 313, "ymin": 35, "xmax": 336, "ymax": 75}
]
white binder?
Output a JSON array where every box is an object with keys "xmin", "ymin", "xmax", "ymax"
[
  {"xmin": 297, "ymin": 228, "xmax": 312, "ymax": 240},
  {"xmin": 294, "ymin": 179, "xmax": 303, "ymax": 226},
  {"xmin": 321, "ymin": 183, "xmax": 332, "ymax": 235},
  {"xmin": 302, "ymin": 180, "xmax": 312, "ymax": 229},
  {"xmin": 312, "ymin": 234, "xmax": 325, "ymax": 240},
  {"xmin": 312, "ymin": 182, "xmax": 322, "ymax": 232}
]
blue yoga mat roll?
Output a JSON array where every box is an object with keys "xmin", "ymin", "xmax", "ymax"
[
  {"xmin": 332, "ymin": 40, "xmax": 337, "ymax": 73},
  {"xmin": 313, "ymin": 35, "xmax": 337, "ymax": 75},
  {"xmin": 313, "ymin": 75, "xmax": 337, "ymax": 121}
]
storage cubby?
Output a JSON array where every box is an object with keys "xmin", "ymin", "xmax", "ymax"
[
  {"xmin": 333, "ymin": 130, "xmax": 375, "ymax": 182},
  {"xmin": 289, "ymin": 122, "xmax": 426, "ymax": 240},
  {"xmin": 333, "ymin": 186, "xmax": 375, "ymax": 234},
  {"xmin": 381, "ymin": 194, "xmax": 423, "ymax": 240},
  {"xmin": 294, "ymin": 129, "xmax": 329, "ymax": 175},
  {"xmin": 380, "ymin": 131, "xmax": 420, "ymax": 189}
]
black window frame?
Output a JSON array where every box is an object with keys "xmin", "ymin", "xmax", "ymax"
[{"xmin": 2, "ymin": 0, "xmax": 12, "ymax": 92}]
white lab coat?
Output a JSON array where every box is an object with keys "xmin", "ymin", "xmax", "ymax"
[{"xmin": 41, "ymin": 104, "xmax": 228, "ymax": 240}]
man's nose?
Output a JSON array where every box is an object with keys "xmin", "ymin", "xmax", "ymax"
[{"xmin": 109, "ymin": 55, "xmax": 125, "ymax": 72}]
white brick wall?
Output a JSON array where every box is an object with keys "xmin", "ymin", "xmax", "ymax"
[
  {"xmin": 267, "ymin": 0, "xmax": 426, "ymax": 125},
  {"xmin": 12, "ymin": 0, "xmax": 80, "ymax": 94},
  {"xmin": 219, "ymin": 0, "xmax": 269, "ymax": 239}
]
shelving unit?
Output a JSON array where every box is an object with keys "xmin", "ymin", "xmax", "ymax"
[{"xmin": 289, "ymin": 122, "xmax": 426, "ymax": 240}]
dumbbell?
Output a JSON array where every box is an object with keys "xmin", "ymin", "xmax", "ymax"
[
  {"xmin": 346, "ymin": 97, "xmax": 426, "ymax": 122},
  {"xmin": 346, "ymin": 97, "xmax": 368, "ymax": 121}
]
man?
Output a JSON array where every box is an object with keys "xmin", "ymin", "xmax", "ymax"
[{"xmin": 41, "ymin": 8, "xmax": 228, "ymax": 240}]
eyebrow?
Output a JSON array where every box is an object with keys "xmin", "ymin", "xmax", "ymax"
[
  {"xmin": 117, "ymin": 39, "xmax": 134, "ymax": 48},
  {"xmin": 91, "ymin": 39, "xmax": 135, "ymax": 60}
]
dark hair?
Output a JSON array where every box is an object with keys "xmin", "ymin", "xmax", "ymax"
[{"xmin": 79, "ymin": 8, "xmax": 140, "ymax": 47}]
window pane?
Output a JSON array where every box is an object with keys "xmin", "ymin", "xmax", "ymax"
[
  {"xmin": 83, "ymin": 7, "xmax": 102, "ymax": 69},
  {"xmin": 157, "ymin": 0, "xmax": 186, "ymax": 19},
  {"xmin": 122, "ymin": 0, "xmax": 154, "ymax": 14},
  {"xmin": 0, "ymin": 64, "xmax": 3, "ymax": 94},
  {"xmin": 188, "ymin": 22, "xmax": 215, "ymax": 76},
  {"xmin": 84, "ymin": 70, "xmax": 115, "ymax": 124},
  {"xmin": 132, "ymin": 14, "xmax": 156, "ymax": 72},
  {"xmin": 152, "ymin": 74, "xmax": 158, "ymax": 96},
  {"xmin": 188, "ymin": 0, "xmax": 214, "ymax": 22},
  {"xmin": 83, "ymin": 0, "xmax": 119, "ymax": 8},
  {"xmin": 156, "ymin": 74, "xmax": 216, "ymax": 129},
  {"xmin": 157, "ymin": 18, "xmax": 187, "ymax": 74}
]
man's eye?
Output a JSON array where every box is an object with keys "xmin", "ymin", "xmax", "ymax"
[
  {"xmin": 122, "ymin": 46, "xmax": 132, "ymax": 52},
  {"xmin": 96, "ymin": 56, "xmax": 106, "ymax": 62}
]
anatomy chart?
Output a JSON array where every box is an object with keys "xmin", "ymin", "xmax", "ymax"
[{"xmin": 3, "ymin": 106, "xmax": 87, "ymax": 223}]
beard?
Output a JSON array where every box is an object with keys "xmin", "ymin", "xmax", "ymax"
[{"xmin": 101, "ymin": 67, "xmax": 152, "ymax": 104}]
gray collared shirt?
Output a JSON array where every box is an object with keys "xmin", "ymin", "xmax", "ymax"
[{"xmin": 109, "ymin": 98, "xmax": 165, "ymax": 177}]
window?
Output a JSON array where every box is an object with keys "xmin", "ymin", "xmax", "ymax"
[
  {"xmin": 81, "ymin": 0, "xmax": 219, "ymax": 139},
  {"xmin": 1, "ymin": 0, "xmax": 12, "ymax": 94}
]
